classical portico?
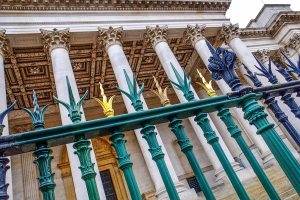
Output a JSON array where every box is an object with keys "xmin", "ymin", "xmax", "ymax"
[{"xmin": 0, "ymin": 1, "xmax": 299, "ymax": 200}]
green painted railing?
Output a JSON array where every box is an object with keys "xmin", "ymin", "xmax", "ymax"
[{"xmin": 0, "ymin": 79, "xmax": 300, "ymax": 200}]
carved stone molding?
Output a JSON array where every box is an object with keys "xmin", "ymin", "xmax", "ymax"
[
  {"xmin": 255, "ymin": 49, "xmax": 270, "ymax": 64},
  {"xmin": 220, "ymin": 23, "xmax": 240, "ymax": 45},
  {"xmin": 0, "ymin": 30, "xmax": 10, "ymax": 57},
  {"xmin": 287, "ymin": 32, "xmax": 300, "ymax": 50},
  {"xmin": 145, "ymin": 25, "xmax": 168, "ymax": 48},
  {"xmin": 184, "ymin": 24, "xmax": 206, "ymax": 47},
  {"xmin": 0, "ymin": 1, "xmax": 231, "ymax": 11},
  {"xmin": 97, "ymin": 27, "xmax": 123, "ymax": 51},
  {"xmin": 40, "ymin": 28, "xmax": 70, "ymax": 53}
]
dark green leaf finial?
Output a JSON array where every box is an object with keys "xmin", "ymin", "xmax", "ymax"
[
  {"xmin": 0, "ymin": 100, "xmax": 16, "ymax": 134},
  {"xmin": 53, "ymin": 76, "xmax": 88, "ymax": 123},
  {"xmin": 169, "ymin": 62, "xmax": 195, "ymax": 101},
  {"xmin": 116, "ymin": 69, "xmax": 144, "ymax": 111},
  {"xmin": 23, "ymin": 90, "xmax": 49, "ymax": 129}
]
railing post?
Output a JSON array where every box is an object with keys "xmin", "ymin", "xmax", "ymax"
[
  {"xmin": 93, "ymin": 83, "xmax": 142, "ymax": 200},
  {"xmin": 254, "ymin": 57, "xmax": 300, "ymax": 119},
  {"xmin": 23, "ymin": 91, "xmax": 55, "ymax": 200},
  {"xmin": 169, "ymin": 64, "xmax": 250, "ymax": 200},
  {"xmin": 0, "ymin": 101, "xmax": 16, "ymax": 200},
  {"xmin": 152, "ymin": 76, "xmax": 215, "ymax": 200},
  {"xmin": 54, "ymin": 77, "xmax": 100, "ymax": 200},
  {"xmin": 243, "ymin": 64, "xmax": 300, "ymax": 147},
  {"xmin": 207, "ymin": 46, "xmax": 300, "ymax": 195},
  {"xmin": 117, "ymin": 70, "xmax": 180, "ymax": 200},
  {"xmin": 196, "ymin": 70, "xmax": 280, "ymax": 199}
]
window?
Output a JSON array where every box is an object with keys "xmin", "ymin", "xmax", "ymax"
[
  {"xmin": 187, "ymin": 176, "xmax": 202, "ymax": 193},
  {"xmin": 100, "ymin": 169, "xmax": 118, "ymax": 200}
]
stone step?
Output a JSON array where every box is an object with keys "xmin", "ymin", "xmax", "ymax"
[{"xmin": 211, "ymin": 164, "xmax": 298, "ymax": 200}]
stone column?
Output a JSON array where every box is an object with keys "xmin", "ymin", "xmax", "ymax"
[
  {"xmin": 220, "ymin": 24, "xmax": 289, "ymax": 137},
  {"xmin": 98, "ymin": 27, "xmax": 197, "ymax": 200},
  {"xmin": 0, "ymin": 30, "xmax": 13, "ymax": 200},
  {"xmin": 145, "ymin": 25, "xmax": 244, "ymax": 181},
  {"xmin": 40, "ymin": 28, "xmax": 106, "ymax": 200},
  {"xmin": 184, "ymin": 25, "xmax": 274, "ymax": 167},
  {"xmin": 21, "ymin": 153, "xmax": 41, "ymax": 200}
]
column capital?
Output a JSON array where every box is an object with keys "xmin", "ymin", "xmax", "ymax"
[
  {"xmin": 145, "ymin": 25, "xmax": 168, "ymax": 48},
  {"xmin": 0, "ymin": 30, "xmax": 10, "ymax": 57},
  {"xmin": 287, "ymin": 32, "xmax": 300, "ymax": 50},
  {"xmin": 184, "ymin": 24, "xmax": 206, "ymax": 47},
  {"xmin": 220, "ymin": 23, "xmax": 240, "ymax": 45},
  {"xmin": 97, "ymin": 26, "xmax": 123, "ymax": 51},
  {"xmin": 255, "ymin": 49, "xmax": 270, "ymax": 64},
  {"xmin": 40, "ymin": 28, "xmax": 70, "ymax": 53}
]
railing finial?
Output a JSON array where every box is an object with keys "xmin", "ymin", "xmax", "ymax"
[{"xmin": 93, "ymin": 82, "xmax": 115, "ymax": 117}]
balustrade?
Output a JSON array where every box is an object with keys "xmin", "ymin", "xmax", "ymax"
[{"xmin": 0, "ymin": 50, "xmax": 300, "ymax": 200}]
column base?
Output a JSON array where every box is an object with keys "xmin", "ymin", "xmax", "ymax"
[
  {"xmin": 215, "ymin": 162, "xmax": 254, "ymax": 183},
  {"xmin": 156, "ymin": 182, "xmax": 199, "ymax": 200}
]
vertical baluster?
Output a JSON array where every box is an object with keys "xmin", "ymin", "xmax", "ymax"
[
  {"xmin": 207, "ymin": 46, "xmax": 300, "ymax": 195},
  {"xmin": 23, "ymin": 91, "xmax": 55, "ymax": 200},
  {"xmin": 169, "ymin": 64, "xmax": 250, "ymax": 200},
  {"xmin": 151, "ymin": 77, "xmax": 216, "ymax": 200},
  {"xmin": 243, "ymin": 64, "xmax": 300, "ymax": 147},
  {"xmin": 93, "ymin": 83, "xmax": 142, "ymax": 200},
  {"xmin": 0, "ymin": 101, "xmax": 16, "ymax": 200},
  {"xmin": 196, "ymin": 71, "xmax": 280, "ymax": 199},
  {"xmin": 54, "ymin": 77, "xmax": 100, "ymax": 200},
  {"xmin": 117, "ymin": 70, "xmax": 180, "ymax": 200},
  {"xmin": 254, "ymin": 57, "xmax": 300, "ymax": 119}
]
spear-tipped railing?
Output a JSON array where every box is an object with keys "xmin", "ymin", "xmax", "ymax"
[
  {"xmin": 117, "ymin": 69, "xmax": 180, "ymax": 200},
  {"xmin": 169, "ymin": 63, "xmax": 250, "ymax": 200},
  {"xmin": 0, "ymin": 101, "xmax": 16, "ymax": 200},
  {"xmin": 53, "ymin": 76, "xmax": 100, "ymax": 200},
  {"xmin": 196, "ymin": 71, "xmax": 280, "ymax": 199},
  {"xmin": 254, "ymin": 57, "xmax": 300, "ymax": 119},
  {"xmin": 207, "ymin": 46, "xmax": 300, "ymax": 194},
  {"xmin": 93, "ymin": 82, "xmax": 141, "ymax": 200},
  {"xmin": 152, "ymin": 76, "xmax": 216, "ymax": 200},
  {"xmin": 23, "ymin": 91, "xmax": 55, "ymax": 200},
  {"xmin": 243, "ymin": 63, "xmax": 300, "ymax": 147}
]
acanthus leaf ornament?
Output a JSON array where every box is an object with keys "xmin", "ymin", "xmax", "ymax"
[
  {"xmin": 0, "ymin": 100, "xmax": 16, "ymax": 134},
  {"xmin": 196, "ymin": 69, "xmax": 216, "ymax": 97},
  {"xmin": 253, "ymin": 57, "xmax": 278, "ymax": 84},
  {"xmin": 93, "ymin": 82, "xmax": 115, "ymax": 117},
  {"xmin": 281, "ymin": 49, "xmax": 300, "ymax": 77},
  {"xmin": 116, "ymin": 69, "xmax": 144, "ymax": 111},
  {"xmin": 23, "ymin": 90, "xmax": 49, "ymax": 129},
  {"xmin": 242, "ymin": 64, "xmax": 263, "ymax": 87},
  {"xmin": 152, "ymin": 76, "xmax": 170, "ymax": 107},
  {"xmin": 169, "ymin": 62, "xmax": 194, "ymax": 101},
  {"xmin": 53, "ymin": 76, "xmax": 88, "ymax": 123}
]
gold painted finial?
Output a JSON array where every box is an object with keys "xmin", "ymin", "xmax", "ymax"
[
  {"xmin": 152, "ymin": 76, "xmax": 171, "ymax": 107},
  {"xmin": 93, "ymin": 82, "xmax": 115, "ymax": 117},
  {"xmin": 196, "ymin": 69, "xmax": 217, "ymax": 97}
]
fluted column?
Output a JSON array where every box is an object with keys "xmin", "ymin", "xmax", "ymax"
[
  {"xmin": 184, "ymin": 25, "xmax": 274, "ymax": 166},
  {"xmin": 220, "ymin": 24, "xmax": 290, "ymax": 141},
  {"xmin": 145, "ymin": 25, "xmax": 244, "ymax": 181},
  {"xmin": 98, "ymin": 27, "xmax": 197, "ymax": 200},
  {"xmin": 0, "ymin": 30, "xmax": 13, "ymax": 200},
  {"xmin": 40, "ymin": 28, "xmax": 106, "ymax": 200},
  {"xmin": 21, "ymin": 153, "xmax": 41, "ymax": 200}
]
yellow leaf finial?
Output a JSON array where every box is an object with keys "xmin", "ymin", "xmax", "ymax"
[
  {"xmin": 196, "ymin": 69, "xmax": 217, "ymax": 97},
  {"xmin": 152, "ymin": 76, "xmax": 171, "ymax": 107},
  {"xmin": 93, "ymin": 82, "xmax": 115, "ymax": 117}
]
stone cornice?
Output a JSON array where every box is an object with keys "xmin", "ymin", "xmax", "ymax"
[
  {"xmin": 240, "ymin": 12, "xmax": 300, "ymax": 39},
  {"xmin": 0, "ymin": 1, "xmax": 231, "ymax": 12}
]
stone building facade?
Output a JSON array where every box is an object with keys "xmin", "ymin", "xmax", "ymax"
[{"xmin": 0, "ymin": 1, "xmax": 299, "ymax": 199}]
